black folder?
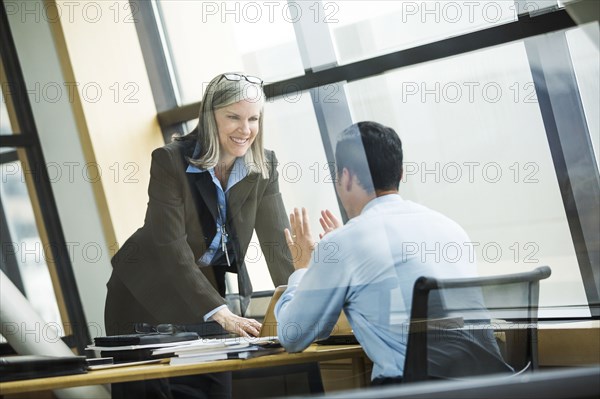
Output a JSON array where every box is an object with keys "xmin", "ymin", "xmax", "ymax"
[
  {"xmin": 99, "ymin": 348, "xmax": 171, "ymax": 363},
  {"xmin": 0, "ymin": 355, "xmax": 88, "ymax": 382},
  {"xmin": 94, "ymin": 332, "xmax": 199, "ymax": 347}
]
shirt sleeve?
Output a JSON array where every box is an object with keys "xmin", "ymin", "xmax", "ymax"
[
  {"xmin": 204, "ymin": 304, "xmax": 228, "ymax": 322},
  {"xmin": 274, "ymin": 241, "xmax": 349, "ymax": 353}
]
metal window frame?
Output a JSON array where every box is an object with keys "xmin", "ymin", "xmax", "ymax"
[
  {"xmin": 0, "ymin": 4, "xmax": 90, "ymax": 353},
  {"xmin": 0, "ymin": 196, "xmax": 26, "ymax": 296},
  {"xmin": 525, "ymin": 30, "xmax": 600, "ymax": 316},
  {"xmin": 129, "ymin": 0, "xmax": 184, "ymax": 143},
  {"xmin": 155, "ymin": 9, "xmax": 577, "ymax": 127},
  {"xmin": 290, "ymin": 0, "xmax": 351, "ymax": 222}
]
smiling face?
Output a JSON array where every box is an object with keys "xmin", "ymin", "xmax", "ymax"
[{"xmin": 214, "ymin": 99, "xmax": 262, "ymax": 166}]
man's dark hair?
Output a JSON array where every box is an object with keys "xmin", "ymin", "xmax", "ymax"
[{"xmin": 335, "ymin": 121, "xmax": 403, "ymax": 193}]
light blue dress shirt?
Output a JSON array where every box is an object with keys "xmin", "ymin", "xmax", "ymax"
[
  {"xmin": 186, "ymin": 145, "xmax": 249, "ymax": 320},
  {"xmin": 275, "ymin": 194, "xmax": 487, "ymax": 380}
]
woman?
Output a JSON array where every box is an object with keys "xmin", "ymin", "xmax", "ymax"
[{"xmin": 105, "ymin": 73, "xmax": 294, "ymax": 398}]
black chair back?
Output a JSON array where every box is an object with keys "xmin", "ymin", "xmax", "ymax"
[{"xmin": 403, "ymin": 266, "xmax": 552, "ymax": 383}]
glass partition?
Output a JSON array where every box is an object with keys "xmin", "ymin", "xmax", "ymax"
[
  {"xmin": 0, "ymin": 89, "xmax": 13, "ymax": 135},
  {"xmin": 0, "ymin": 156, "xmax": 63, "ymax": 327},
  {"xmin": 244, "ymin": 93, "xmax": 341, "ymax": 291},
  {"xmin": 346, "ymin": 37, "xmax": 590, "ymax": 317},
  {"xmin": 330, "ymin": 1, "xmax": 517, "ymax": 65},
  {"xmin": 158, "ymin": 0, "xmax": 305, "ymax": 104}
]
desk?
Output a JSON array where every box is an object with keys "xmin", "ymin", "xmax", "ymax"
[
  {"xmin": 0, "ymin": 344, "xmax": 367, "ymax": 395},
  {"xmin": 539, "ymin": 320, "xmax": 600, "ymax": 366}
]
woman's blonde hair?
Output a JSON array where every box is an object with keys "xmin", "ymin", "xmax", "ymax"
[{"xmin": 184, "ymin": 73, "xmax": 268, "ymax": 178}]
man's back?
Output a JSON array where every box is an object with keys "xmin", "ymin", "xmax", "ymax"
[
  {"xmin": 276, "ymin": 194, "xmax": 492, "ymax": 379},
  {"xmin": 275, "ymin": 121, "xmax": 512, "ymax": 382}
]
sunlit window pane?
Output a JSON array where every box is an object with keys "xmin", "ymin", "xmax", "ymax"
[
  {"xmin": 158, "ymin": 0, "xmax": 305, "ymax": 104},
  {"xmin": 244, "ymin": 94, "xmax": 341, "ymax": 291},
  {"xmin": 566, "ymin": 23, "xmax": 600, "ymax": 169},
  {"xmin": 0, "ymin": 159, "xmax": 63, "ymax": 326},
  {"xmin": 346, "ymin": 39, "xmax": 589, "ymax": 317},
  {"xmin": 330, "ymin": 0, "xmax": 517, "ymax": 65},
  {"xmin": 1, "ymin": 85, "xmax": 15, "ymax": 135}
]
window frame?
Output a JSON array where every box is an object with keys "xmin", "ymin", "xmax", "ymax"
[{"xmin": 0, "ymin": 4, "xmax": 90, "ymax": 354}]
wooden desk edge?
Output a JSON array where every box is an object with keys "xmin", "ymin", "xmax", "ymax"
[{"xmin": 0, "ymin": 345, "xmax": 364, "ymax": 395}]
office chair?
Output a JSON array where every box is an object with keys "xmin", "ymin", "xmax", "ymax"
[{"xmin": 403, "ymin": 266, "xmax": 552, "ymax": 383}]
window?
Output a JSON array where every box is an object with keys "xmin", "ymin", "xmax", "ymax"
[
  {"xmin": 0, "ymin": 156, "xmax": 63, "ymax": 327},
  {"xmin": 243, "ymin": 93, "xmax": 342, "ymax": 291},
  {"xmin": 157, "ymin": 0, "xmax": 305, "ymax": 104},
  {"xmin": 142, "ymin": 1, "xmax": 598, "ymax": 317},
  {"xmin": 346, "ymin": 38, "xmax": 588, "ymax": 317},
  {"xmin": 0, "ymin": 89, "xmax": 13, "ymax": 135},
  {"xmin": 330, "ymin": 1, "xmax": 517, "ymax": 65},
  {"xmin": 0, "ymin": 20, "xmax": 90, "ymax": 352},
  {"xmin": 263, "ymin": 94, "xmax": 341, "ymax": 234},
  {"xmin": 566, "ymin": 23, "xmax": 600, "ymax": 168}
]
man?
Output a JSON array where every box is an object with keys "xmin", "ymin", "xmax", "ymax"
[{"xmin": 275, "ymin": 121, "xmax": 510, "ymax": 385}]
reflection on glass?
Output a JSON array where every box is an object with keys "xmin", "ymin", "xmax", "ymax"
[
  {"xmin": 346, "ymin": 39, "xmax": 588, "ymax": 317},
  {"xmin": 264, "ymin": 93, "xmax": 341, "ymax": 234},
  {"xmin": 566, "ymin": 23, "xmax": 600, "ymax": 169},
  {"xmin": 1, "ymin": 87, "xmax": 14, "ymax": 135},
  {"xmin": 243, "ymin": 94, "xmax": 341, "ymax": 291},
  {"xmin": 330, "ymin": 1, "xmax": 516, "ymax": 64},
  {"xmin": 0, "ymin": 160, "xmax": 63, "ymax": 326},
  {"xmin": 515, "ymin": 0, "xmax": 560, "ymax": 15},
  {"xmin": 157, "ymin": 0, "xmax": 305, "ymax": 104}
]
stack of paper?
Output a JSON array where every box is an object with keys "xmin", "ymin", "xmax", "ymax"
[
  {"xmin": 154, "ymin": 336, "xmax": 282, "ymax": 365},
  {"xmin": 86, "ymin": 336, "xmax": 281, "ymax": 365},
  {"xmin": 166, "ymin": 342, "xmax": 255, "ymax": 365}
]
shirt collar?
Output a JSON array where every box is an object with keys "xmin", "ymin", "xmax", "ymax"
[
  {"xmin": 186, "ymin": 142, "xmax": 204, "ymax": 174},
  {"xmin": 361, "ymin": 193, "xmax": 403, "ymax": 215},
  {"xmin": 185, "ymin": 142, "xmax": 249, "ymax": 189}
]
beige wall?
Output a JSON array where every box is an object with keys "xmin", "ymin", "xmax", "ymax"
[{"xmin": 54, "ymin": 0, "xmax": 165, "ymax": 246}]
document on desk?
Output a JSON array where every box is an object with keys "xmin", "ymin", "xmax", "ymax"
[
  {"xmin": 87, "ymin": 336, "xmax": 277, "ymax": 352},
  {"xmin": 86, "ymin": 336, "xmax": 280, "ymax": 364},
  {"xmin": 87, "ymin": 358, "xmax": 168, "ymax": 370},
  {"xmin": 152, "ymin": 336, "xmax": 278, "ymax": 356},
  {"xmin": 87, "ymin": 340, "xmax": 205, "ymax": 352},
  {"xmin": 156, "ymin": 341, "xmax": 250, "ymax": 356},
  {"xmin": 160, "ymin": 337, "xmax": 281, "ymax": 365},
  {"xmin": 169, "ymin": 344, "xmax": 284, "ymax": 365},
  {"xmin": 168, "ymin": 343, "xmax": 254, "ymax": 365}
]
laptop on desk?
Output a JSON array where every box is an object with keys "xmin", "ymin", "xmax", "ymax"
[
  {"xmin": 259, "ymin": 286, "xmax": 358, "ymax": 345},
  {"xmin": 259, "ymin": 285, "xmax": 286, "ymax": 338}
]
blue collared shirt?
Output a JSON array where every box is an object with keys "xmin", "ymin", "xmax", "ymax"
[
  {"xmin": 186, "ymin": 143, "xmax": 249, "ymax": 320},
  {"xmin": 275, "ymin": 194, "xmax": 499, "ymax": 380}
]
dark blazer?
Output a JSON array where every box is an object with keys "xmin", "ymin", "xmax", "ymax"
[{"xmin": 104, "ymin": 139, "xmax": 293, "ymax": 335}]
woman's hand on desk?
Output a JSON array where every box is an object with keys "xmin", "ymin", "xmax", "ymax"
[{"xmin": 212, "ymin": 307, "xmax": 262, "ymax": 338}]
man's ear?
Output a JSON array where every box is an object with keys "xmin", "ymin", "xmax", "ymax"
[{"xmin": 341, "ymin": 168, "xmax": 353, "ymax": 192}]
